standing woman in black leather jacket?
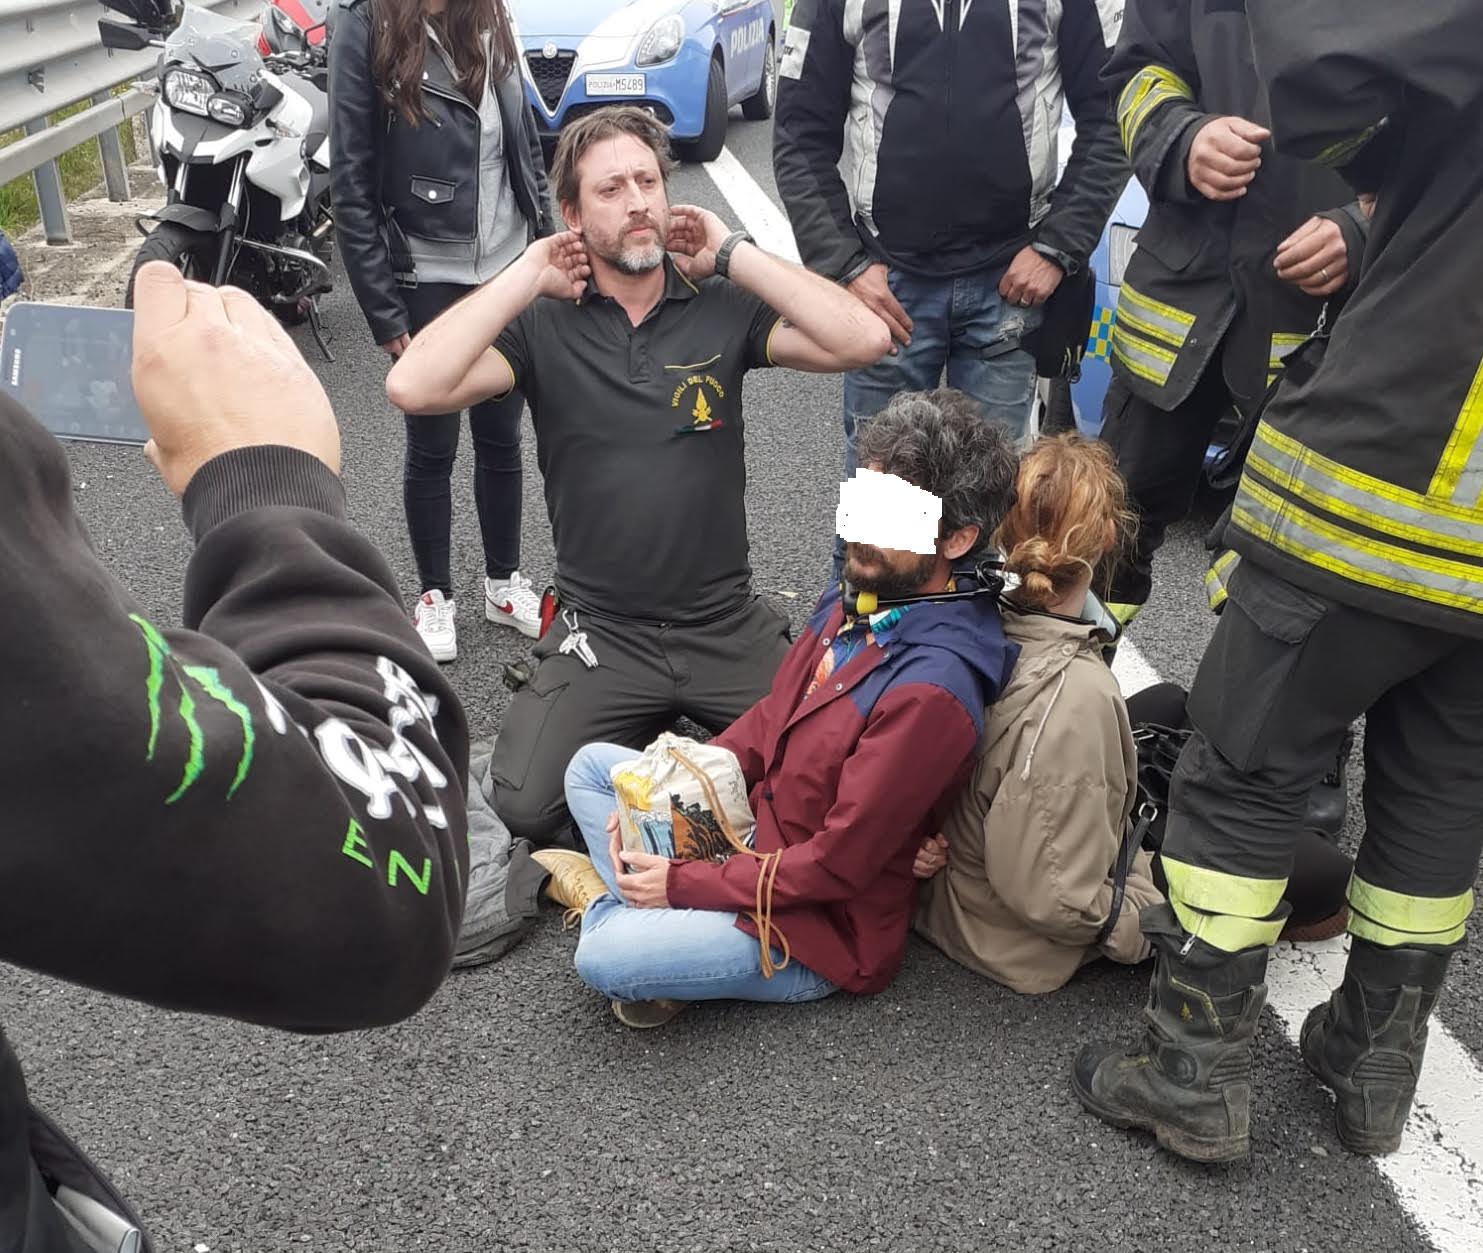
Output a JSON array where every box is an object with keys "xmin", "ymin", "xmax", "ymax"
[{"xmin": 329, "ymin": 0, "xmax": 552, "ymax": 662}]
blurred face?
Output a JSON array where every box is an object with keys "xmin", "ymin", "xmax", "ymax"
[
  {"xmin": 842, "ymin": 542, "xmax": 940, "ymax": 599},
  {"xmin": 563, "ymin": 134, "xmax": 671, "ymax": 275}
]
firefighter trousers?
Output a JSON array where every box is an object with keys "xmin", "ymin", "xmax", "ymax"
[
  {"xmin": 1161, "ymin": 560, "xmax": 1483, "ymax": 953},
  {"xmin": 1101, "ymin": 364, "xmax": 1232, "ymax": 614}
]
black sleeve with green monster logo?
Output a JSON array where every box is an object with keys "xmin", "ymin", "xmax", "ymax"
[{"xmin": 0, "ymin": 394, "xmax": 470, "ymax": 1033}]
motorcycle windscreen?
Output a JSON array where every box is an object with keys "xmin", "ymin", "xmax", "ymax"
[{"xmin": 0, "ymin": 304, "xmax": 150, "ymax": 446}]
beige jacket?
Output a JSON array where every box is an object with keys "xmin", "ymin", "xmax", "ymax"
[{"xmin": 915, "ymin": 606, "xmax": 1163, "ymax": 994}]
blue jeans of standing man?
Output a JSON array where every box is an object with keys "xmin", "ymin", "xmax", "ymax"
[
  {"xmin": 563, "ymin": 743, "xmax": 837, "ymax": 1006},
  {"xmin": 835, "ymin": 263, "xmax": 1043, "ymax": 578}
]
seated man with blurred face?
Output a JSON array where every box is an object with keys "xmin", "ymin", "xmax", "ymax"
[{"xmin": 533, "ymin": 389, "xmax": 1022, "ymax": 1029}]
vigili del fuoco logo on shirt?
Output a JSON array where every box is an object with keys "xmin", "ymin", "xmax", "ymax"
[{"xmin": 671, "ymin": 373, "xmax": 726, "ymax": 433}]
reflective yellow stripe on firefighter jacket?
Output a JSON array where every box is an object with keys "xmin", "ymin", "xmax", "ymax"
[
  {"xmin": 1102, "ymin": 0, "xmax": 1361, "ymax": 413},
  {"xmin": 1230, "ymin": 0, "xmax": 1483, "ymax": 637}
]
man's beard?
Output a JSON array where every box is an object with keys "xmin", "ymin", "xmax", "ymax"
[
  {"xmin": 592, "ymin": 218, "xmax": 667, "ymax": 275},
  {"xmin": 843, "ymin": 544, "xmax": 939, "ymax": 602}
]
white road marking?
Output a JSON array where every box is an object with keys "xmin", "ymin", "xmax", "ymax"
[
  {"xmin": 701, "ymin": 147, "xmax": 800, "ymax": 262},
  {"xmin": 701, "ymin": 141, "xmax": 1483, "ymax": 1253}
]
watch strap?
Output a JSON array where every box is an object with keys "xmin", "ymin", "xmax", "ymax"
[{"xmin": 714, "ymin": 229, "xmax": 754, "ymax": 279}]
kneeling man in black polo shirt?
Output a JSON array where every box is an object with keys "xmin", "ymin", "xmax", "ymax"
[{"xmin": 389, "ymin": 105, "xmax": 890, "ymax": 846}]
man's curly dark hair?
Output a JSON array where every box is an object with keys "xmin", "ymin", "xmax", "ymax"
[{"xmin": 853, "ymin": 389, "xmax": 1020, "ymax": 556}]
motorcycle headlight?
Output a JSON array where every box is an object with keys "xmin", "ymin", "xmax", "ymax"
[
  {"xmin": 207, "ymin": 92, "xmax": 250, "ymax": 126},
  {"xmin": 163, "ymin": 67, "xmax": 218, "ymax": 117},
  {"xmin": 636, "ymin": 14, "xmax": 684, "ymax": 67},
  {"xmin": 1107, "ymin": 223, "xmax": 1139, "ymax": 287}
]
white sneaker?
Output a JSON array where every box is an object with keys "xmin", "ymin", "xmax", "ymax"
[
  {"xmin": 485, "ymin": 570, "xmax": 541, "ymax": 638},
  {"xmin": 413, "ymin": 590, "xmax": 457, "ymax": 662}
]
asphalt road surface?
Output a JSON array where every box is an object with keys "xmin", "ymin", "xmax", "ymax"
[{"xmin": 6, "ymin": 111, "xmax": 1483, "ymax": 1253}]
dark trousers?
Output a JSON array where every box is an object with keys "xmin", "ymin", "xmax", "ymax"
[
  {"xmin": 1101, "ymin": 365, "xmax": 1230, "ymax": 608},
  {"xmin": 1126, "ymin": 683, "xmax": 1351, "ymax": 927},
  {"xmin": 1164, "ymin": 560, "xmax": 1483, "ymax": 948},
  {"xmin": 402, "ymin": 281, "xmax": 523, "ymax": 596},
  {"xmin": 489, "ymin": 596, "xmax": 792, "ymax": 846}
]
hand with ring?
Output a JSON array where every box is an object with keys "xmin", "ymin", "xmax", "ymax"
[
  {"xmin": 1275, "ymin": 215, "xmax": 1348, "ymax": 297},
  {"xmin": 998, "ymin": 245, "xmax": 1064, "ymax": 309}
]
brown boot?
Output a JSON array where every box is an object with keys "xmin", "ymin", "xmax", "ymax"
[
  {"xmin": 611, "ymin": 999, "xmax": 688, "ymax": 1030},
  {"xmin": 531, "ymin": 849, "xmax": 608, "ymax": 925},
  {"xmin": 1280, "ymin": 906, "xmax": 1349, "ymax": 943}
]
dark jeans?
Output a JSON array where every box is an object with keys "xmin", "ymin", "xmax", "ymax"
[
  {"xmin": 1100, "ymin": 364, "xmax": 1230, "ymax": 609},
  {"xmin": 836, "ymin": 263, "xmax": 1042, "ymax": 580},
  {"xmin": 1126, "ymin": 682, "xmax": 1352, "ymax": 927},
  {"xmin": 402, "ymin": 281, "xmax": 523, "ymax": 596}
]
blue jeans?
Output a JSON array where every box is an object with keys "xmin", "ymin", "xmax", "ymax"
[
  {"xmin": 562, "ymin": 743, "xmax": 838, "ymax": 1006},
  {"xmin": 836, "ymin": 264, "xmax": 1042, "ymax": 577}
]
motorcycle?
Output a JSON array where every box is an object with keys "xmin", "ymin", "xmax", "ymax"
[
  {"xmin": 257, "ymin": 0, "xmax": 330, "ymax": 58},
  {"xmin": 97, "ymin": 0, "xmax": 337, "ymax": 358}
]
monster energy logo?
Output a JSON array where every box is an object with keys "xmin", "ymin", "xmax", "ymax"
[{"xmin": 131, "ymin": 614, "xmax": 255, "ymax": 804}]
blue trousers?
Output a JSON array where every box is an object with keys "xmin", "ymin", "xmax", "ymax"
[{"xmin": 563, "ymin": 743, "xmax": 837, "ymax": 1005}]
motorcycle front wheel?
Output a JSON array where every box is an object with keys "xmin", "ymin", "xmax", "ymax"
[{"xmin": 124, "ymin": 222, "xmax": 210, "ymax": 307}]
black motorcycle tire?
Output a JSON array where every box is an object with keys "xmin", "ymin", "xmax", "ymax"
[
  {"xmin": 126, "ymin": 222, "xmax": 312, "ymax": 326},
  {"xmin": 124, "ymin": 222, "xmax": 209, "ymax": 308}
]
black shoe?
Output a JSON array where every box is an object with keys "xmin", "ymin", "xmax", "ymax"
[
  {"xmin": 1072, "ymin": 904, "xmax": 1270, "ymax": 1163},
  {"xmin": 1300, "ymin": 938, "xmax": 1451, "ymax": 1154}
]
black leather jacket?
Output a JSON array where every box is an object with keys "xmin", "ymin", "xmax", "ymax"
[{"xmin": 328, "ymin": 0, "xmax": 553, "ymax": 344}]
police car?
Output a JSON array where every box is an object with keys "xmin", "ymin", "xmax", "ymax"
[{"xmin": 510, "ymin": 0, "xmax": 783, "ymax": 163}]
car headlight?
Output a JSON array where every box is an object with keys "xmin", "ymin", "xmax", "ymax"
[
  {"xmin": 163, "ymin": 67, "xmax": 218, "ymax": 118},
  {"xmin": 636, "ymin": 14, "xmax": 684, "ymax": 66},
  {"xmin": 207, "ymin": 92, "xmax": 250, "ymax": 127},
  {"xmin": 1107, "ymin": 223, "xmax": 1139, "ymax": 287}
]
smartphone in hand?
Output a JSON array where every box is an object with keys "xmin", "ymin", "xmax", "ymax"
[{"xmin": 1, "ymin": 302, "xmax": 149, "ymax": 446}]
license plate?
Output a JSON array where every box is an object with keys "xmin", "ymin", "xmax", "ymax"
[{"xmin": 585, "ymin": 73, "xmax": 646, "ymax": 96}]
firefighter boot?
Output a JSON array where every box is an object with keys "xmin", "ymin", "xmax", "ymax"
[
  {"xmin": 1304, "ymin": 725, "xmax": 1355, "ymax": 841},
  {"xmin": 1072, "ymin": 903, "xmax": 1270, "ymax": 1163},
  {"xmin": 1300, "ymin": 938, "xmax": 1452, "ymax": 1154}
]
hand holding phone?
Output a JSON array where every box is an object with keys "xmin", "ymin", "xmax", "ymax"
[{"xmin": 130, "ymin": 262, "xmax": 341, "ymax": 495}]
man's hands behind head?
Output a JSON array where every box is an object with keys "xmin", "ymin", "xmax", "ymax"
[
  {"xmin": 531, "ymin": 231, "xmax": 591, "ymax": 300},
  {"xmin": 131, "ymin": 262, "xmax": 339, "ymax": 496}
]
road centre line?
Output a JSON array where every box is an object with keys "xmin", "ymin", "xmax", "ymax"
[{"xmin": 704, "ymin": 139, "xmax": 1483, "ymax": 1252}]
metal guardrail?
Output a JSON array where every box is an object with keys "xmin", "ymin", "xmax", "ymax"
[{"xmin": 0, "ymin": 0, "xmax": 262, "ymax": 244}]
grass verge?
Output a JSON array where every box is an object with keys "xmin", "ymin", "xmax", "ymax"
[{"xmin": 0, "ymin": 92, "xmax": 141, "ymax": 237}]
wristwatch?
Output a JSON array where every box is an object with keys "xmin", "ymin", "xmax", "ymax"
[{"xmin": 714, "ymin": 229, "xmax": 755, "ymax": 279}]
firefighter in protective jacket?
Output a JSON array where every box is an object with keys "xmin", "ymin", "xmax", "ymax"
[
  {"xmin": 1098, "ymin": 0, "xmax": 1367, "ymax": 626},
  {"xmin": 1073, "ymin": 0, "xmax": 1483, "ymax": 1163}
]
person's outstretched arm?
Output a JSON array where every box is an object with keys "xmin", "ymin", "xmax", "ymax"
[{"xmin": 0, "ymin": 264, "xmax": 471, "ymax": 1034}]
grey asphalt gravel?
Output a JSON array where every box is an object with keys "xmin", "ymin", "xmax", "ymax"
[{"xmin": 3, "ymin": 111, "xmax": 1473, "ymax": 1252}]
